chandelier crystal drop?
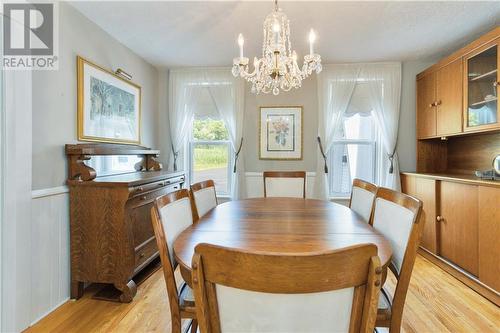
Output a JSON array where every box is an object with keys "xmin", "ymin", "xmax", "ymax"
[{"xmin": 232, "ymin": 0, "xmax": 322, "ymax": 95}]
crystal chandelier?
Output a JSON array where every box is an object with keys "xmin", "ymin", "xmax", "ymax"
[{"xmin": 232, "ymin": 0, "xmax": 322, "ymax": 95}]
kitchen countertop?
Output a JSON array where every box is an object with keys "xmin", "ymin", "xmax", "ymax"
[{"xmin": 401, "ymin": 172, "xmax": 500, "ymax": 188}]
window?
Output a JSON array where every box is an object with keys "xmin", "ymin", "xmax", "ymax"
[
  {"xmin": 189, "ymin": 118, "xmax": 231, "ymax": 195},
  {"xmin": 328, "ymin": 83, "xmax": 379, "ymax": 198}
]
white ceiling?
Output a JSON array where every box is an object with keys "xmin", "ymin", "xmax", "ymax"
[{"xmin": 70, "ymin": 1, "xmax": 500, "ymax": 68}]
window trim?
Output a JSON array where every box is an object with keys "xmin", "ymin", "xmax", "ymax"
[{"xmin": 188, "ymin": 140, "xmax": 233, "ymax": 196}]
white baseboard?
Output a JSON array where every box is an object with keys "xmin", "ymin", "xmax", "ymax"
[{"xmin": 29, "ymin": 297, "xmax": 70, "ymax": 327}]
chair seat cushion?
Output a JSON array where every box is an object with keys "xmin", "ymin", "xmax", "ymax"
[
  {"xmin": 376, "ymin": 288, "xmax": 392, "ymax": 325},
  {"xmin": 378, "ymin": 292, "xmax": 390, "ymax": 310},
  {"xmin": 179, "ymin": 282, "xmax": 195, "ymax": 308}
]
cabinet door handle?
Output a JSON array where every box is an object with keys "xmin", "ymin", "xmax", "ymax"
[
  {"xmin": 140, "ymin": 196, "xmax": 147, "ymax": 201},
  {"xmin": 429, "ymin": 102, "xmax": 435, "ymax": 108},
  {"xmin": 436, "ymin": 100, "xmax": 442, "ymax": 106},
  {"xmin": 436, "ymin": 215, "xmax": 443, "ymax": 222}
]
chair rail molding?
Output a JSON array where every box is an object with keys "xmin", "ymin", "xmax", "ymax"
[
  {"xmin": 31, "ymin": 186, "xmax": 69, "ymax": 199},
  {"xmin": 245, "ymin": 171, "xmax": 316, "ymax": 198}
]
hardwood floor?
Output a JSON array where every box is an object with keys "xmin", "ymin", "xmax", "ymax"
[{"xmin": 25, "ymin": 255, "xmax": 499, "ymax": 333}]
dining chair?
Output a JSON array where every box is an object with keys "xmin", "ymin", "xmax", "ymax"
[
  {"xmin": 263, "ymin": 171, "xmax": 306, "ymax": 198},
  {"xmin": 349, "ymin": 178, "xmax": 378, "ymax": 223},
  {"xmin": 190, "ymin": 180, "xmax": 218, "ymax": 221},
  {"xmin": 151, "ymin": 189, "xmax": 197, "ymax": 333},
  {"xmin": 191, "ymin": 243, "xmax": 383, "ymax": 333},
  {"xmin": 369, "ymin": 187, "xmax": 423, "ymax": 333}
]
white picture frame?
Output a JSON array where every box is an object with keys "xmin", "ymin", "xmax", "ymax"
[{"xmin": 259, "ymin": 106, "xmax": 303, "ymax": 160}]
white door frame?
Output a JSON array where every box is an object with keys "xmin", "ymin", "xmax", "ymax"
[{"xmin": 1, "ymin": 64, "xmax": 33, "ymax": 333}]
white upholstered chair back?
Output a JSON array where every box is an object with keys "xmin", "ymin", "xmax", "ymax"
[
  {"xmin": 370, "ymin": 188, "xmax": 421, "ymax": 273},
  {"xmin": 151, "ymin": 190, "xmax": 198, "ymax": 333},
  {"xmin": 263, "ymin": 171, "xmax": 306, "ymax": 198},
  {"xmin": 349, "ymin": 179, "xmax": 378, "ymax": 223},
  {"xmin": 158, "ymin": 195, "xmax": 193, "ymax": 265},
  {"xmin": 192, "ymin": 243, "xmax": 382, "ymax": 333},
  {"xmin": 215, "ymin": 285, "xmax": 354, "ymax": 332},
  {"xmin": 369, "ymin": 187, "xmax": 423, "ymax": 332},
  {"xmin": 191, "ymin": 180, "xmax": 217, "ymax": 219}
]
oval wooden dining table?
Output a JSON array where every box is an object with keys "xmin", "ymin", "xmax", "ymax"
[{"xmin": 173, "ymin": 197, "xmax": 393, "ymax": 286}]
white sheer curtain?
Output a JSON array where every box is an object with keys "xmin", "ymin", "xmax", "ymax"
[
  {"xmin": 314, "ymin": 63, "xmax": 402, "ymax": 199},
  {"xmin": 167, "ymin": 68, "xmax": 246, "ymax": 199},
  {"xmin": 205, "ymin": 70, "xmax": 246, "ymax": 200},
  {"xmin": 314, "ymin": 65, "xmax": 360, "ymax": 199},
  {"xmin": 168, "ymin": 70, "xmax": 197, "ymax": 171},
  {"xmin": 362, "ymin": 63, "xmax": 402, "ymax": 190}
]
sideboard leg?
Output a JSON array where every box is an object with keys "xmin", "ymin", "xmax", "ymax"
[
  {"xmin": 115, "ymin": 280, "xmax": 137, "ymax": 303},
  {"xmin": 71, "ymin": 280, "xmax": 84, "ymax": 299}
]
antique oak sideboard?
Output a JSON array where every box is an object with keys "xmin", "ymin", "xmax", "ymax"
[{"xmin": 66, "ymin": 143, "xmax": 185, "ymax": 302}]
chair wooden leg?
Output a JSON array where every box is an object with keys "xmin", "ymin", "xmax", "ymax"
[{"xmin": 190, "ymin": 320, "xmax": 198, "ymax": 333}]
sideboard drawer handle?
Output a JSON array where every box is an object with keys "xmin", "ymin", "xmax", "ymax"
[
  {"xmin": 137, "ymin": 187, "xmax": 144, "ymax": 192},
  {"xmin": 140, "ymin": 196, "xmax": 147, "ymax": 201}
]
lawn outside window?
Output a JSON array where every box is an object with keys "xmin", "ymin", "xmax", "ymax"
[{"xmin": 189, "ymin": 118, "xmax": 232, "ymax": 196}]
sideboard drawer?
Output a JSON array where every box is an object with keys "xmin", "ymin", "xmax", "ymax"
[
  {"xmin": 130, "ymin": 175, "xmax": 185, "ymax": 197},
  {"xmin": 128, "ymin": 184, "xmax": 183, "ymax": 247},
  {"xmin": 134, "ymin": 238, "xmax": 158, "ymax": 271}
]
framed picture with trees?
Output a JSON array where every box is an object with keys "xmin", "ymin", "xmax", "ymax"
[{"xmin": 77, "ymin": 56, "xmax": 141, "ymax": 144}]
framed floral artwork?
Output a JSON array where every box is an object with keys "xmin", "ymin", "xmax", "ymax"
[{"xmin": 259, "ymin": 106, "xmax": 303, "ymax": 160}]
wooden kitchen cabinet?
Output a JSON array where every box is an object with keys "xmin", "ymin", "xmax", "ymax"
[
  {"xmin": 436, "ymin": 59, "xmax": 463, "ymax": 135},
  {"xmin": 478, "ymin": 186, "xmax": 500, "ymax": 291},
  {"xmin": 417, "ymin": 60, "xmax": 462, "ymax": 139},
  {"xmin": 463, "ymin": 38, "xmax": 500, "ymax": 133},
  {"xmin": 401, "ymin": 174, "xmax": 438, "ymax": 254},
  {"xmin": 417, "ymin": 72, "xmax": 437, "ymax": 139},
  {"xmin": 401, "ymin": 173, "xmax": 499, "ymax": 304},
  {"xmin": 416, "ymin": 28, "xmax": 500, "ymax": 139},
  {"xmin": 436, "ymin": 182, "xmax": 479, "ymax": 276},
  {"xmin": 415, "ymin": 178, "xmax": 438, "ymax": 254}
]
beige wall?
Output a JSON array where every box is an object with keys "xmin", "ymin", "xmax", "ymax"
[
  {"xmin": 157, "ymin": 69, "xmax": 171, "ymax": 167},
  {"xmin": 243, "ymin": 78, "xmax": 318, "ymax": 172},
  {"xmin": 32, "ymin": 2, "xmax": 161, "ymax": 190},
  {"xmin": 242, "ymin": 60, "xmax": 437, "ymax": 174},
  {"xmin": 397, "ymin": 59, "xmax": 438, "ymax": 172}
]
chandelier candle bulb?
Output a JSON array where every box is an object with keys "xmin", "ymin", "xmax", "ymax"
[
  {"xmin": 238, "ymin": 33, "xmax": 244, "ymax": 58},
  {"xmin": 309, "ymin": 29, "xmax": 316, "ymax": 55},
  {"xmin": 273, "ymin": 20, "xmax": 280, "ymax": 46}
]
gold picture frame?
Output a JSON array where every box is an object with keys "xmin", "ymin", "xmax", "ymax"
[
  {"xmin": 259, "ymin": 106, "xmax": 303, "ymax": 160},
  {"xmin": 77, "ymin": 56, "xmax": 142, "ymax": 145}
]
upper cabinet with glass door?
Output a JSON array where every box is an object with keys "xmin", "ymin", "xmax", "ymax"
[{"xmin": 464, "ymin": 39, "xmax": 500, "ymax": 132}]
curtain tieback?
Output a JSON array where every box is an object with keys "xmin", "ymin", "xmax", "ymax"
[
  {"xmin": 172, "ymin": 143, "xmax": 179, "ymax": 171},
  {"xmin": 388, "ymin": 149, "xmax": 396, "ymax": 174},
  {"xmin": 233, "ymin": 138, "xmax": 243, "ymax": 173},
  {"xmin": 317, "ymin": 136, "xmax": 328, "ymax": 174}
]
